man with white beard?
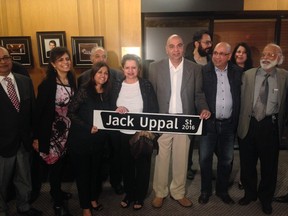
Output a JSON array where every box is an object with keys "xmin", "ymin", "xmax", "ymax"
[{"xmin": 237, "ymin": 43, "xmax": 288, "ymax": 215}]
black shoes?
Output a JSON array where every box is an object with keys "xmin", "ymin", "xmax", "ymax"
[
  {"xmin": 198, "ymin": 193, "xmax": 210, "ymax": 204},
  {"xmin": 17, "ymin": 208, "xmax": 42, "ymax": 216},
  {"xmin": 91, "ymin": 203, "xmax": 103, "ymax": 211},
  {"xmin": 238, "ymin": 182, "xmax": 244, "ymax": 190},
  {"xmin": 238, "ymin": 197, "xmax": 257, "ymax": 205},
  {"xmin": 273, "ymin": 194, "xmax": 288, "ymax": 203},
  {"xmin": 186, "ymin": 169, "xmax": 196, "ymax": 180},
  {"xmin": 113, "ymin": 184, "xmax": 124, "ymax": 195},
  {"xmin": 62, "ymin": 192, "xmax": 72, "ymax": 200},
  {"xmin": 261, "ymin": 204, "xmax": 272, "ymax": 215},
  {"xmin": 216, "ymin": 193, "xmax": 235, "ymax": 204},
  {"xmin": 54, "ymin": 204, "xmax": 72, "ymax": 216}
]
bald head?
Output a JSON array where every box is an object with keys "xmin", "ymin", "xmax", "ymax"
[
  {"xmin": 212, "ymin": 42, "xmax": 231, "ymax": 70},
  {"xmin": 214, "ymin": 42, "xmax": 231, "ymax": 54},
  {"xmin": 166, "ymin": 34, "xmax": 184, "ymax": 66}
]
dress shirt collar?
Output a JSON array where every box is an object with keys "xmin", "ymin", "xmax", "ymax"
[{"xmin": 169, "ymin": 57, "xmax": 184, "ymax": 71}]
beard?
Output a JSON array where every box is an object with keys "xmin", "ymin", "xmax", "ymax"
[
  {"xmin": 260, "ymin": 58, "xmax": 278, "ymax": 71},
  {"xmin": 198, "ymin": 44, "xmax": 212, "ymax": 57}
]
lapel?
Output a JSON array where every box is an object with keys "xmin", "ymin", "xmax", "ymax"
[
  {"xmin": 14, "ymin": 74, "xmax": 23, "ymax": 102},
  {"xmin": 276, "ymin": 68, "xmax": 285, "ymax": 106},
  {"xmin": 247, "ymin": 68, "xmax": 258, "ymax": 104},
  {"xmin": 181, "ymin": 59, "xmax": 192, "ymax": 94},
  {"xmin": 0, "ymin": 76, "xmax": 20, "ymax": 111},
  {"xmin": 160, "ymin": 59, "xmax": 171, "ymax": 94}
]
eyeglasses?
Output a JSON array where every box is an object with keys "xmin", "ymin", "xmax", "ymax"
[
  {"xmin": 261, "ymin": 52, "xmax": 277, "ymax": 59},
  {"xmin": 0, "ymin": 56, "xmax": 12, "ymax": 62},
  {"xmin": 213, "ymin": 51, "xmax": 230, "ymax": 57},
  {"xmin": 200, "ymin": 40, "xmax": 213, "ymax": 46}
]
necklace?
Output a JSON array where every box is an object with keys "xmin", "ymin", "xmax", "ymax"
[{"xmin": 56, "ymin": 77, "xmax": 73, "ymax": 101}]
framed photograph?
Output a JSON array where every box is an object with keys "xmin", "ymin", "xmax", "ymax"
[
  {"xmin": 0, "ymin": 36, "xmax": 33, "ymax": 67},
  {"xmin": 36, "ymin": 31, "xmax": 66, "ymax": 66},
  {"xmin": 71, "ymin": 36, "xmax": 104, "ymax": 67}
]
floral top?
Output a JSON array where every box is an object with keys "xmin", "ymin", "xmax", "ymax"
[{"xmin": 40, "ymin": 83, "xmax": 73, "ymax": 164}]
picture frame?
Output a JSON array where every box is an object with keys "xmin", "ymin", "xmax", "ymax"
[
  {"xmin": 0, "ymin": 36, "xmax": 33, "ymax": 67},
  {"xmin": 36, "ymin": 31, "xmax": 67, "ymax": 66},
  {"xmin": 71, "ymin": 36, "xmax": 104, "ymax": 68}
]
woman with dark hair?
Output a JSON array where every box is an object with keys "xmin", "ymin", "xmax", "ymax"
[
  {"xmin": 110, "ymin": 54, "xmax": 158, "ymax": 210},
  {"xmin": 231, "ymin": 42, "xmax": 253, "ymax": 71},
  {"xmin": 33, "ymin": 47, "xmax": 76, "ymax": 216},
  {"xmin": 68, "ymin": 62, "xmax": 111, "ymax": 216},
  {"xmin": 231, "ymin": 42, "xmax": 253, "ymax": 190}
]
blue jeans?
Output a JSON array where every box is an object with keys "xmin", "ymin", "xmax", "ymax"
[{"xmin": 199, "ymin": 120, "xmax": 235, "ymax": 195}]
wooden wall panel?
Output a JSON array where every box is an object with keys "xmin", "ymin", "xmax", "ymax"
[
  {"xmin": 77, "ymin": 0, "xmax": 95, "ymax": 35},
  {"xmin": 244, "ymin": 0, "xmax": 288, "ymax": 10},
  {"xmin": 244, "ymin": 0, "xmax": 277, "ymax": 10},
  {"xmin": 0, "ymin": 0, "xmax": 141, "ymax": 92},
  {"xmin": 102, "ymin": 0, "xmax": 121, "ymax": 68},
  {"xmin": 278, "ymin": 0, "xmax": 288, "ymax": 10},
  {"xmin": 0, "ymin": 0, "xmax": 8, "ymax": 35},
  {"xmin": 120, "ymin": 0, "xmax": 141, "ymax": 47},
  {"xmin": 3, "ymin": 0, "xmax": 22, "ymax": 35}
]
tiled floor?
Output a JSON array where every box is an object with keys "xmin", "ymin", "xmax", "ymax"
[{"xmin": 7, "ymin": 149, "xmax": 288, "ymax": 216}]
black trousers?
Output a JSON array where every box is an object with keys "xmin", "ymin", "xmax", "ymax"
[
  {"xmin": 239, "ymin": 116, "xmax": 279, "ymax": 205},
  {"xmin": 120, "ymin": 133, "xmax": 151, "ymax": 202},
  {"xmin": 71, "ymin": 143, "xmax": 104, "ymax": 209},
  {"xmin": 47, "ymin": 156, "xmax": 67, "ymax": 206},
  {"xmin": 108, "ymin": 131, "xmax": 123, "ymax": 187}
]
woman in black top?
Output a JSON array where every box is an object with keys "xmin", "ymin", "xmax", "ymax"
[{"xmin": 68, "ymin": 62, "xmax": 111, "ymax": 216}]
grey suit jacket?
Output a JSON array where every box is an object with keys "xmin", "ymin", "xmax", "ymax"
[
  {"xmin": 148, "ymin": 58, "xmax": 208, "ymax": 115},
  {"xmin": 237, "ymin": 67, "xmax": 288, "ymax": 140}
]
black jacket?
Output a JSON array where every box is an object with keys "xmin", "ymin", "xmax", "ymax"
[
  {"xmin": 202, "ymin": 61, "xmax": 242, "ymax": 133},
  {"xmin": 35, "ymin": 74, "xmax": 76, "ymax": 154},
  {"xmin": 0, "ymin": 73, "xmax": 35, "ymax": 157}
]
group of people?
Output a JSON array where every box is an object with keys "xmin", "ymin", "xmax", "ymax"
[{"xmin": 0, "ymin": 29, "xmax": 288, "ymax": 216}]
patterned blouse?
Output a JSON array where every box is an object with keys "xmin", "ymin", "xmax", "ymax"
[{"xmin": 40, "ymin": 83, "xmax": 73, "ymax": 164}]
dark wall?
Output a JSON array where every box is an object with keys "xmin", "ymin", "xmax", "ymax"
[{"xmin": 141, "ymin": 0, "xmax": 244, "ymax": 13}]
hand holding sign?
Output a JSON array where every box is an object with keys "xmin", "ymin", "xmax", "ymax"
[
  {"xmin": 200, "ymin": 109, "xmax": 211, "ymax": 120},
  {"xmin": 116, "ymin": 106, "xmax": 129, "ymax": 114}
]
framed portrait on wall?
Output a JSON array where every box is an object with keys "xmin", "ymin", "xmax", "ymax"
[
  {"xmin": 36, "ymin": 31, "xmax": 66, "ymax": 66},
  {"xmin": 0, "ymin": 36, "xmax": 33, "ymax": 67},
  {"xmin": 71, "ymin": 36, "xmax": 104, "ymax": 68}
]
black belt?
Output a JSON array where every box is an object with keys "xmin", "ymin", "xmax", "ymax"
[
  {"xmin": 215, "ymin": 118, "xmax": 232, "ymax": 123},
  {"xmin": 251, "ymin": 113, "xmax": 278, "ymax": 124}
]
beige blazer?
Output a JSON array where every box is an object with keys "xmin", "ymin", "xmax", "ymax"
[{"xmin": 148, "ymin": 58, "xmax": 208, "ymax": 115}]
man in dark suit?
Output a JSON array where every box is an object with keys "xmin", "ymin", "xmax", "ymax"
[
  {"xmin": 0, "ymin": 46, "xmax": 42, "ymax": 216},
  {"xmin": 237, "ymin": 43, "xmax": 288, "ymax": 215},
  {"xmin": 77, "ymin": 46, "xmax": 124, "ymax": 195},
  {"xmin": 198, "ymin": 42, "xmax": 242, "ymax": 205},
  {"xmin": 149, "ymin": 34, "xmax": 211, "ymax": 208}
]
